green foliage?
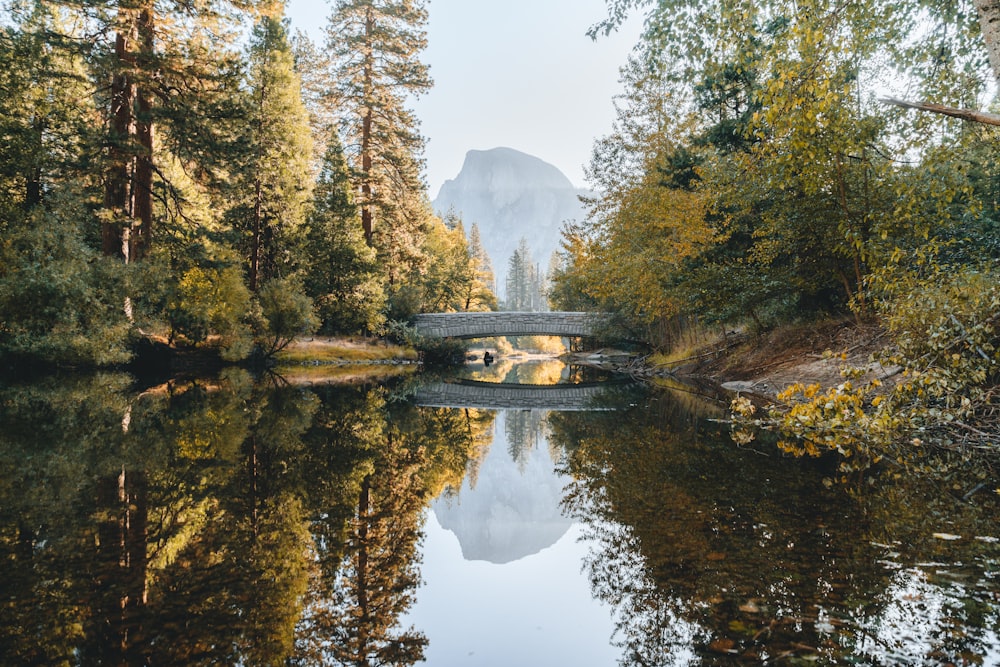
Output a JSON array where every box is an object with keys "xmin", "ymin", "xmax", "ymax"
[
  {"xmin": 419, "ymin": 213, "xmax": 491, "ymax": 313},
  {"xmin": 323, "ymin": 0, "xmax": 433, "ymax": 281},
  {"xmin": 302, "ymin": 140, "xmax": 387, "ymax": 335},
  {"xmin": 254, "ymin": 276, "xmax": 319, "ymax": 356},
  {"xmin": 0, "ymin": 203, "xmax": 132, "ymax": 367},
  {"xmin": 0, "ymin": 4, "xmax": 96, "ymax": 219},
  {"xmin": 561, "ymin": 0, "xmax": 996, "ymax": 352},
  {"xmin": 743, "ymin": 259, "xmax": 1000, "ymax": 479},
  {"xmin": 0, "ymin": 1, "xmax": 441, "ymax": 367},
  {"xmin": 384, "ymin": 320, "xmax": 467, "ymax": 366},
  {"xmin": 166, "ymin": 264, "xmax": 253, "ymax": 360},
  {"xmin": 233, "ymin": 12, "xmax": 314, "ymax": 291}
]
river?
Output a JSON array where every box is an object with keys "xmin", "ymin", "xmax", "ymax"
[{"xmin": 0, "ymin": 358, "xmax": 997, "ymax": 665}]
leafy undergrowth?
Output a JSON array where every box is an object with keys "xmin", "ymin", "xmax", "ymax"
[{"xmin": 722, "ymin": 280, "xmax": 1000, "ymax": 489}]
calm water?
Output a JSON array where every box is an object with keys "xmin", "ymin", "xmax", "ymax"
[{"xmin": 1, "ymin": 360, "xmax": 997, "ymax": 666}]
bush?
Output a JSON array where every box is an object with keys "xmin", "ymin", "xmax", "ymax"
[
  {"xmin": 255, "ymin": 277, "xmax": 319, "ymax": 356},
  {"xmin": 167, "ymin": 264, "xmax": 253, "ymax": 361},
  {"xmin": 0, "ymin": 209, "xmax": 132, "ymax": 367},
  {"xmin": 746, "ymin": 258, "xmax": 1000, "ymax": 481},
  {"xmin": 384, "ymin": 319, "xmax": 467, "ymax": 366}
]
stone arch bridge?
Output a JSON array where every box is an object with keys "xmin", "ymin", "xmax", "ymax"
[{"xmin": 412, "ymin": 311, "xmax": 609, "ymax": 339}]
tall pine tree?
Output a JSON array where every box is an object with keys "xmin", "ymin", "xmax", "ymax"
[
  {"xmin": 323, "ymin": 0, "xmax": 432, "ymax": 281},
  {"xmin": 236, "ymin": 9, "xmax": 313, "ymax": 292},
  {"xmin": 303, "ymin": 138, "xmax": 386, "ymax": 334}
]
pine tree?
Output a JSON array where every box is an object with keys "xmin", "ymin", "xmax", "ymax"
[
  {"xmin": 0, "ymin": 3, "xmax": 95, "ymax": 221},
  {"xmin": 467, "ymin": 222, "xmax": 498, "ymax": 310},
  {"xmin": 323, "ymin": 0, "xmax": 433, "ymax": 275},
  {"xmin": 303, "ymin": 138, "xmax": 386, "ymax": 334},
  {"xmin": 505, "ymin": 238, "xmax": 546, "ymax": 311},
  {"xmin": 0, "ymin": 4, "xmax": 133, "ymax": 366},
  {"xmin": 236, "ymin": 10, "xmax": 313, "ymax": 292},
  {"xmin": 74, "ymin": 0, "xmax": 269, "ymax": 263}
]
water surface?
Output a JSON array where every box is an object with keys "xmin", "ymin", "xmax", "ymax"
[{"xmin": 0, "ymin": 362, "xmax": 996, "ymax": 665}]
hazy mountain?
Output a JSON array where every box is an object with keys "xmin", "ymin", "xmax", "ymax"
[{"xmin": 433, "ymin": 147, "xmax": 590, "ymax": 298}]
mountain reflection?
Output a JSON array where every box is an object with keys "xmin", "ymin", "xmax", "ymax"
[{"xmin": 434, "ymin": 410, "xmax": 572, "ymax": 563}]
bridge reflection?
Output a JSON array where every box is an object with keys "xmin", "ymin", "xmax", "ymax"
[{"xmin": 413, "ymin": 380, "xmax": 624, "ymax": 411}]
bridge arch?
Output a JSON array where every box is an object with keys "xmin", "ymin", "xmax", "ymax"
[{"xmin": 412, "ymin": 311, "xmax": 608, "ymax": 339}]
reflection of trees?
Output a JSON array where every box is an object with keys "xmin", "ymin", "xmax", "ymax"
[
  {"xmin": 2, "ymin": 372, "xmax": 996, "ymax": 664},
  {"xmin": 551, "ymin": 388, "xmax": 907, "ymax": 665},
  {"xmin": 0, "ymin": 373, "xmax": 490, "ymax": 665},
  {"xmin": 295, "ymin": 394, "xmax": 487, "ymax": 666},
  {"xmin": 299, "ymin": 435, "xmax": 428, "ymax": 666},
  {"xmin": 504, "ymin": 409, "xmax": 547, "ymax": 465}
]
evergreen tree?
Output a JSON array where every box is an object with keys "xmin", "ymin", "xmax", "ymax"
[
  {"xmin": 505, "ymin": 238, "xmax": 546, "ymax": 311},
  {"xmin": 66, "ymin": 0, "xmax": 268, "ymax": 263},
  {"xmin": 303, "ymin": 139, "xmax": 387, "ymax": 334},
  {"xmin": 290, "ymin": 30, "xmax": 336, "ymax": 168},
  {"xmin": 323, "ymin": 0, "xmax": 433, "ymax": 279},
  {"xmin": 0, "ymin": 5, "xmax": 133, "ymax": 366},
  {"xmin": 0, "ymin": 3, "xmax": 95, "ymax": 221},
  {"xmin": 466, "ymin": 222, "xmax": 498, "ymax": 311},
  {"xmin": 235, "ymin": 10, "xmax": 314, "ymax": 292}
]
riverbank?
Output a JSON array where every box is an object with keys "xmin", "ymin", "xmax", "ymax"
[
  {"xmin": 270, "ymin": 336, "xmax": 419, "ymax": 384},
  {"xmin": 274, "ymin": 324, "xmax": 894, "ymax": 399},
  {"xmin": 274, "ymin": 336, "xmax": 417, "ymax": 365},
  {"xmin": 622, "ymin": 319, "xmax": 897, "ymax": 404}
]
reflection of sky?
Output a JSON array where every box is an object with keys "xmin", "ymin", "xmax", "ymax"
[
  {"xmin": 404, "ymin": 410, "xmax": 618, "ymax": 666},
  {"xmin": 858, "ymin": 565, "xmax": 1000, "ymax": 664}
]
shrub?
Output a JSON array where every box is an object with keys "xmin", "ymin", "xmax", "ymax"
[
  {"xmin": 167, "ymin": 264, "xmax": 253, "ymax": 361},
  {"xmin": 255, "ymin": 277, "xmax": 319, "ymax": 356},
  {"xmin": 0, "ymin": 209, "xmax": 132, "ymax": 367}
]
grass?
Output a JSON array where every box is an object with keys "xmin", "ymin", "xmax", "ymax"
[
  {"xmin": 647, "ymin": 329, "xmax": 730, "ymax": 369},
  {"xmin": 274, "ymin": 336, "xmax": 418, "ymax": 365}
]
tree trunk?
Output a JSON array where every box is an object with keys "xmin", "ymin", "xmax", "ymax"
[
  {"xmin": 361, "ymin": 7, "xmax": 375, "ymax": 247},
  {"xmin": 93, "ymin": 467, "xmax": 148, "ymax": 665},
  {"xmin": 356, "ymin": 473, "xmax": 372, "ymax": 657},
  {"xmin": 104, "ymin": 24, "xmax": 136, "ymax": 258},
  {"xmin": 251, "ymin": 177, "xmax": 262, "ymax": 292},
  {"xmin": 103, "ymin": 4, "xmax": 155, "ymax": 262},
  {"xmin": 975, "ymin": 0, "xmax": 1000, "ymax": 84},
  {"xmin": 132, "ymin": 6, "xmax": 154, "ymax": 262}
]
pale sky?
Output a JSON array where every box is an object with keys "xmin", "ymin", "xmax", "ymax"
[{"xmin": 285, "ymin": 0, "xmax": 643, "ymax": 195}]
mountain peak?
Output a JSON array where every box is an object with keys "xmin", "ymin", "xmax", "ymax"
[
  {"xmin": 433, "ymin": 148, "xmax": 590, "ymax": 297},
  {"xmin": 442, "ymin": 147, "xmax": 577, "ymax": 196}
]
